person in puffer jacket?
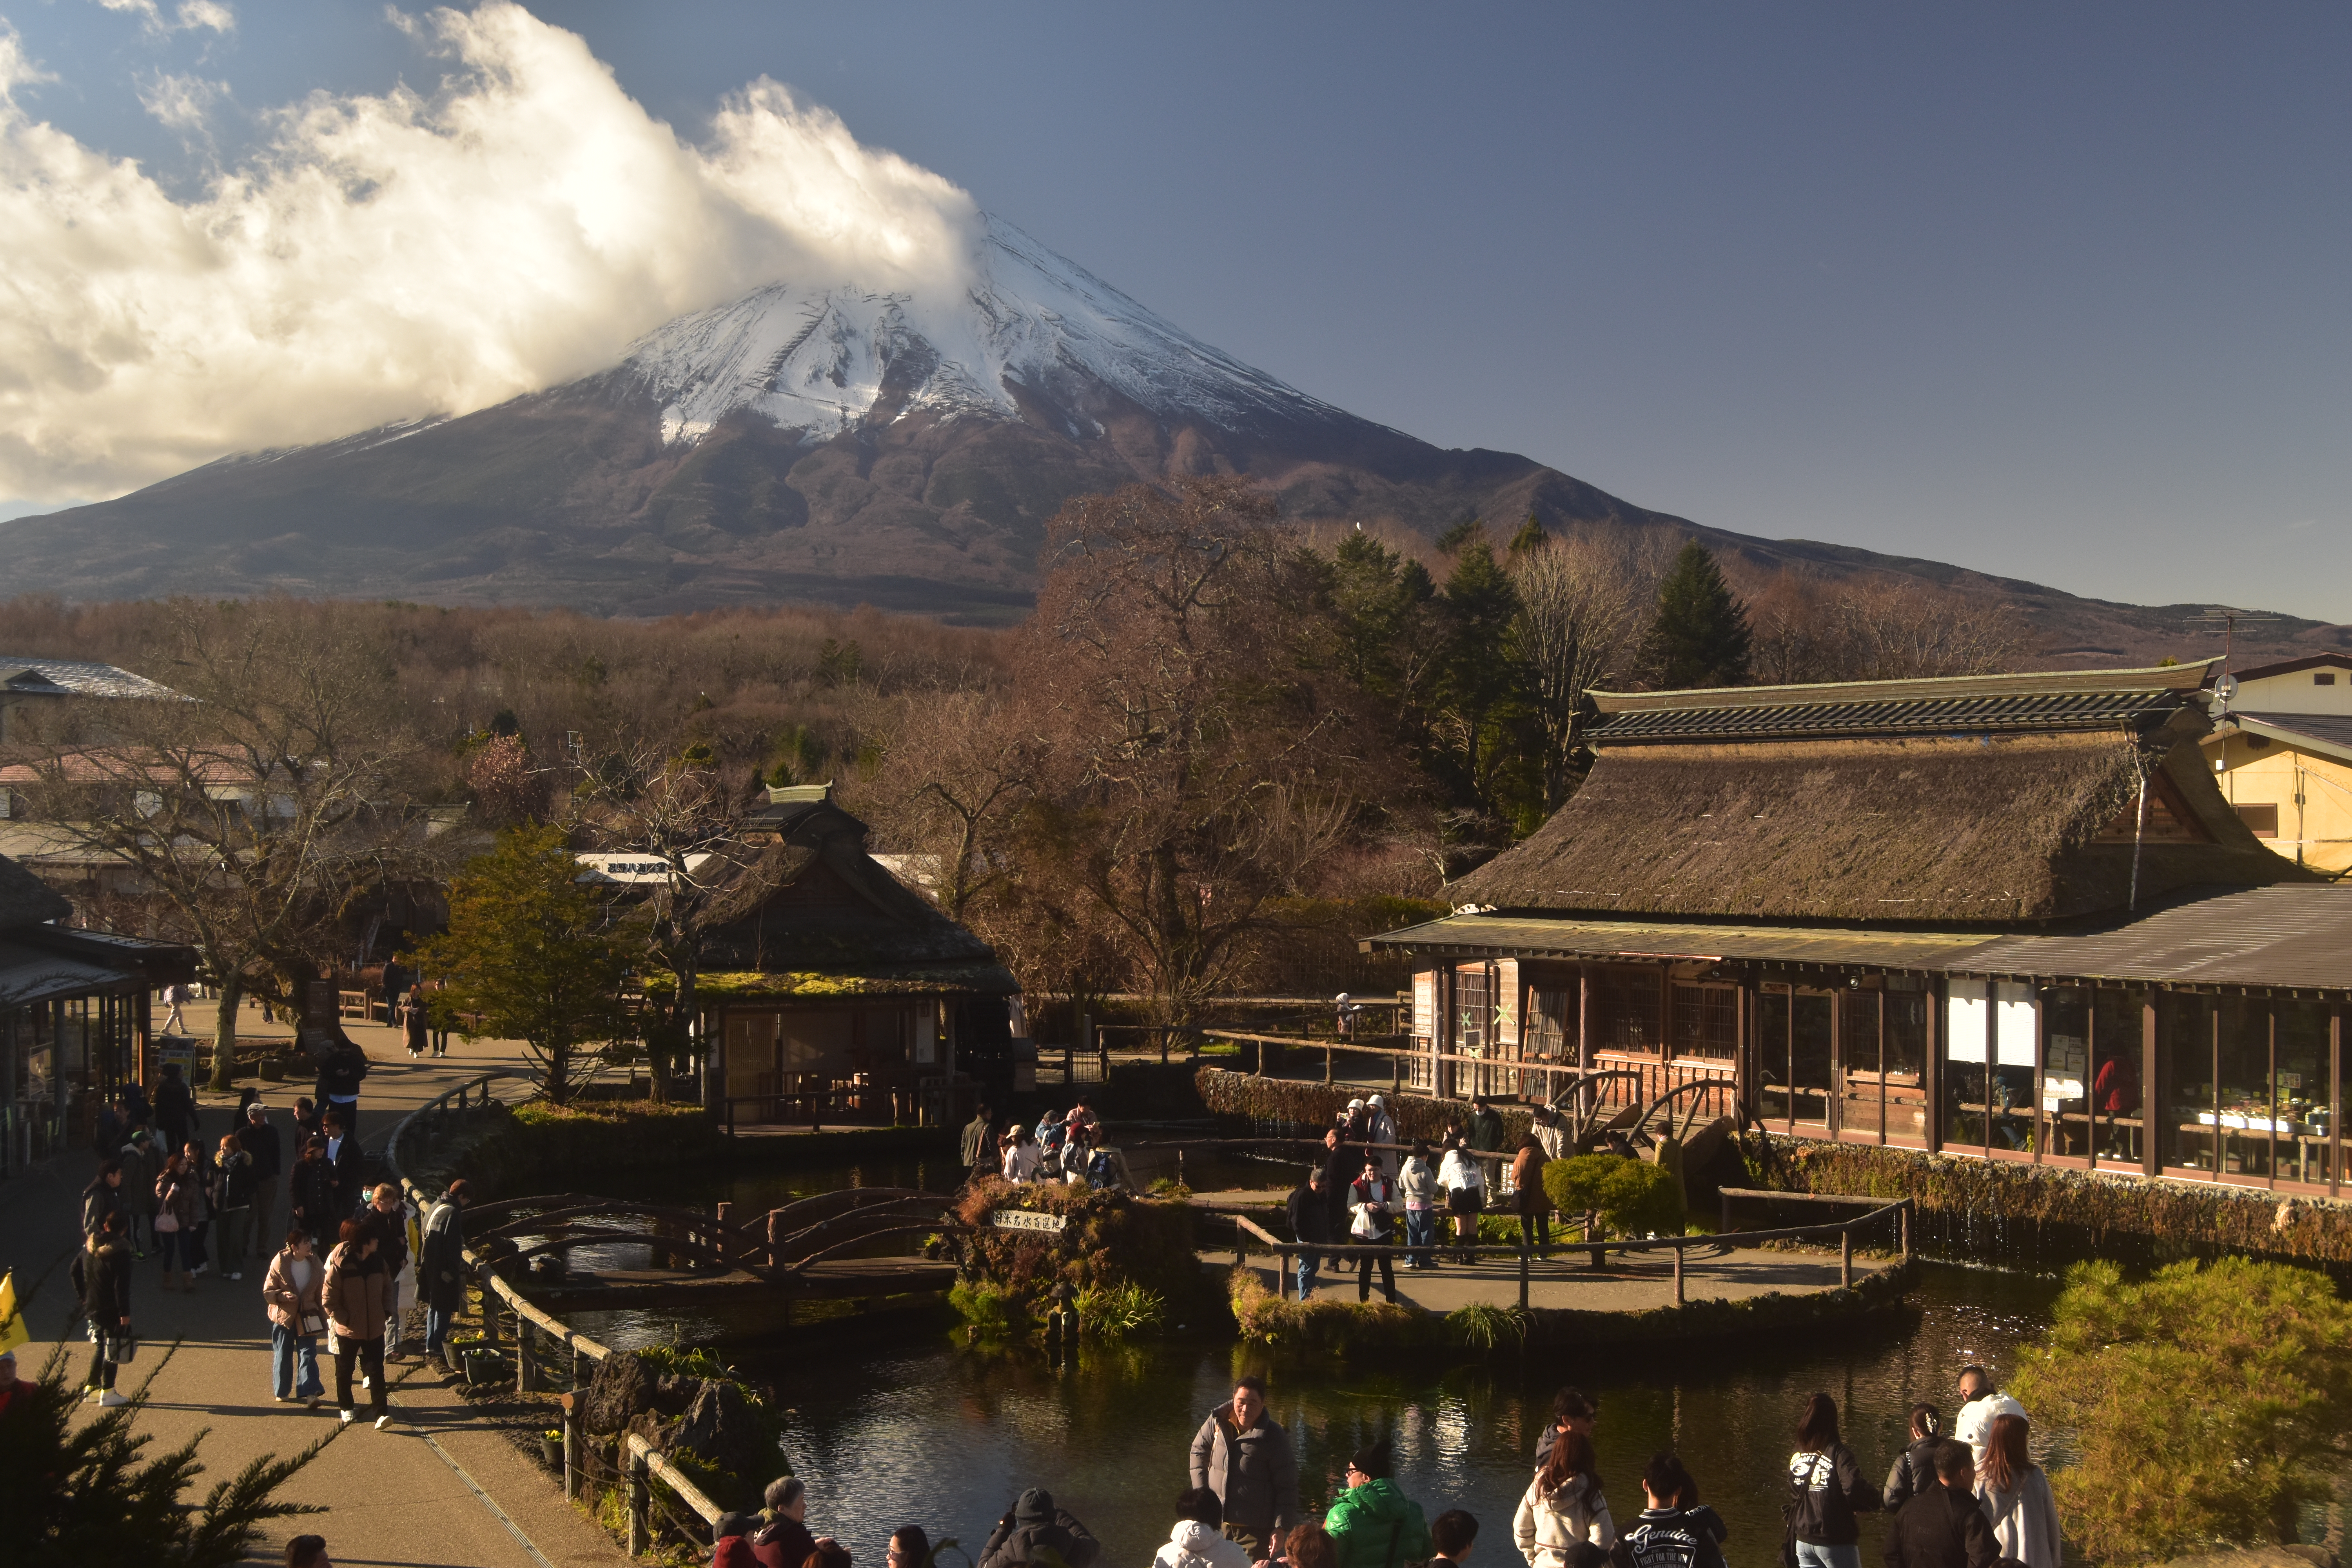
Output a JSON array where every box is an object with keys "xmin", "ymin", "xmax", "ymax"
[
  {"xmin": 1156, "ymin": 1488, "xmax": 1254, "ymax": 1568},
  {"xmin": 1514, "ymin": 1428, "xmax": 1615, "ymax": 1568},
  {"xmin": 979, "ymin": 1488, "xmax": 1099, "ymax": 1568},
  {"xmin": 1325, "ymin": 1441, "xmax": 1432, "ymax": 1568},
  {"xmin": 1882, "ymin": 1405, "xmax": 1944, "ymax": 1512}
]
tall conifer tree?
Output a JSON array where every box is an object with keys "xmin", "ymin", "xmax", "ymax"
[{"xmin": 1645, "ymin": 540, "xmax": 1753, "ymax": 688}]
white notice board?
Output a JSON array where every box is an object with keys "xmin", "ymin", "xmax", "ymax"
[
  {"xmin": 1994, "ymin": 981, "xmax": 2037, "ymax": 1067},
  {"xmin": 1946, "ymin": 979, "xmax": 1988, "ymax": 1064}
]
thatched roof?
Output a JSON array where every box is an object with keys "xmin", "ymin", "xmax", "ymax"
[
  {"xmin": 1449, "ymin": 728, "xmax": 2302, "ymax": 924},
  {"xmin": 693, "ymin": 790, "xmax": 1004, "ymax": 983},
  {"xmin": 0, "ymin": 851, "xmax": 71, "ymax": 928}
]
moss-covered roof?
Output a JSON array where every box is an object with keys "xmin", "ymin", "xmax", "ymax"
[{"xmin": 660, "ymin": 962, "xmax": 1020, "ymax": 1000}]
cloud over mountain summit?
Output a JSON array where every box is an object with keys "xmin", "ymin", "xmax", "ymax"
[{"xmin": 0, "ymin": 2, "xmax": 980, "ymax": 501}]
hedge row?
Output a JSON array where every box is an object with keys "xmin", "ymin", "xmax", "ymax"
[
  {"xmin": 1760, "ymin": 1137, "xmax": 2352, "ymax": 1263},
  {"xmin": 1193, "ymin": 1067, "xmax": 1536, "ymax": 1144}
]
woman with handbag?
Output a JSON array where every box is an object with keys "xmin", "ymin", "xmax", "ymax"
[
  {"xmin": 264, "ymin": 1223, "xmax": 328, "ymax": 1407},
  {"xmin": 75, "ymin": 1207, "xmax": 135, "ymax": 1405},
  {"xmin": 154, "ymin": 1150, "xmax": 203, "ymax": 1292},
  {"xmin": 324, "ymin": 1217, "xmax": 393, "ymax": 1428}
]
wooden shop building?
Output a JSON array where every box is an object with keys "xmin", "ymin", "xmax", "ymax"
[{"xmin": 1367, "ymin": 661, "xmax": 2352, "ymax": 1197}]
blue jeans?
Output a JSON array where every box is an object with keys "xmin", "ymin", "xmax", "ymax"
[
  {"xmin": 1405, "ymin": 1208, "xmax": 1436, "ymax": 1265},
  {"xmin": 1797, "ymin": 1543, "xmax": 1862, "ymax": 1568},
  {"xmin": 1294, "ymin": 1251, "xmax": 1321, "ymax": 1298},
  {"xmin": 427, "ymin": 1305, "xmax": 456, "ymax": 1357},
  {"xmin": 273, "ymin": 1323, "xmax": 323, "ymax": 1399}
]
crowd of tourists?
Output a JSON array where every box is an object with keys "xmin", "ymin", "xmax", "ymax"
[
  {"xmin": 67, "ymin": 1047, "xmax": 474, "ymax": 1432},
  {"xmin": 708, "ymin": 1368, "xmax": 2055, "ymax": 1568}
]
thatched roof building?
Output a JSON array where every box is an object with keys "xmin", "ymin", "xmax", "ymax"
[
  {"xmin": 1448, "ymin": 660, "xmax": 2299, "ymax": 924},
  {"xmin": 668, "ymin": 785, "xmax": 1016, "ymax": 1128}
]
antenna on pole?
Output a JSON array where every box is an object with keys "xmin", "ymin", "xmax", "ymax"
[{"xmin": 2182, "ymin": 607, "xmax": 2281, "ymax": 685}]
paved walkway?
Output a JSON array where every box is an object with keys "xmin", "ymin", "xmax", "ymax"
[{"xmin": 2, "ymin": 1003, "xmax": 628, "ymax": 1568}]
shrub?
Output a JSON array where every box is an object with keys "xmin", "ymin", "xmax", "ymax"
[
  {"xmin": 1543, "ymin": 1155, "xmax": 1684, "ymax": 1238},
  {"xmin": 1229, "ymin": 1270, "xmax": 1431, "ymax": 1354},
  {"xmin": 2013, "ymin": 1256, "xmax": 2352, "ymax": 1561},
  {"xmin": 1446, "ymin": 1301, "xmax": 1530, "ymax": 1351},
  {"xmin": 1076, "ymin": 1280, "xmax": 1169, "ymax": 1342}
]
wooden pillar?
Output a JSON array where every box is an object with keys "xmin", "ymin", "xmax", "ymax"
[
  {"xmin": 1827, "ymin": 979, "xmax": 1843, "ymax": 1139},
  {"xmin": 1925, "ymin": 977, "xmax": 1945, "ymax": 1155},
  {"xmin": 1877, "ymin": 989, "xmax": 1889, "ymax": 1146},
  {"xmin": 1672, "ymin": 1241, "xmax": 1685, "ymax": 1307},
  {"xmin": 2141, "ymin": 994, "xmax": 2161, "ymax": 1179},
  {"xmin": 626, "ymin": 1443, "xmax": 650, "ymax": 1556},
  {"xmin": 1840, "ymin": 1226, "xmax": 1853, "ymax": 1290},
  {"xmin": 2330, "ymin": 1006, "xmax": 2342, "ymax": 1198},
  {"xmin": 1577, "ymin": 965, "xmax": 1592, "ymax": 1127},
  {"xmin": 2268, "ymin": 1004, "xmax": 2279, "ymax": 1190},
  {"xmin": 2031, "ymin": 987, "xmax": 2047, "ymax": 1163}
]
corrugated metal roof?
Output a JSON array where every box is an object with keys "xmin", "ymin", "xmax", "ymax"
[
  {"xmin": 1950, "ymin": 885, "xmax": 2352, "ymax": 991},
  {"xmin": 2223, "ymin": 711, "xmax": 2352, "ymax": 768},
  {"xmin": 1365, "ymin": 913, "xmax": 1998, "ymax": 970},
  {"xmin": 1589, "ymin": 689, "xmax": 2189, "ymax": 745},
  {"xmin": 0, "ymin": 656, "xmax": 179, "ymax": 701},
  {"xmin": 0, "ymin": 938, "xmax": 139, "ymax": 1008}
]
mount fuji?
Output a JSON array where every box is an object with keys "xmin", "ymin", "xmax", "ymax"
[
  {"xmin": 0, "ymin": 215, "xmax": 1713, "ymax": 620},
  {"xmin": 1, "ymin": 216, "xmax": 2331, "ymax": 656}
]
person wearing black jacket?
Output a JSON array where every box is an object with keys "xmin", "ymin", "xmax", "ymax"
[
  {"xmin": 1287, "ymin": 1169, "xmax": 1333, "ymax": 1299},
  {"xmin": 241, "ymin": 1101, "xmax": 283, "ymax": 1261},
  {"xmin": 322, "ymin": 1109, "xmax": 363, "ymax": 1220},
  {"xmin": 153, "ymin": 1060, "xmax": 198, "ymax": 1154},
  {"xmin": 1610, "ymin": 1453, "xmax": 1725, "ymax": 1568},
  {"xmin": 1785, "ymin": 1393, "xmax": 1877, "ymax": 1568},
  {"xmin": 421, "ymin": 1179, "xmax": 471, "ymax": 1359},
  {"xmin": 1882, "ymin": 1442, "xmax": 1998, "ymax": 1568},
  {"xmin": 73, "ymin": 1209, "xmax": 135, "ymax": 1406},
  {"xmin": 79, "ymin": 1161, "xmax": 124, "ymax": 1238},
  {"xmin": 316, "ymin": 1044, "xmax": 369, "ymax": 1142},
  {"xmin": 1882, "ymin": 1405, "xmax": 1945, "ymax": 1513},
  {"xmin": 980, "ymin": 1487, "xmax": 1099, "ymax": 1568},
  {"xmin": 289, "ymin": 1136, "xmax": 338, "ymax": 1243}
]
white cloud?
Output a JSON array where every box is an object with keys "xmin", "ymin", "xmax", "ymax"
[
  {"xmin": 0, "ymin": 3, "xmax": 978, "ymax": 500},
  {"xmin": 94, "ymin": 0, "xmax": 235, "ymax": 36},
  {"xmin": 138, "ymin": 71, "xmax": 226, "ymax": 135}
]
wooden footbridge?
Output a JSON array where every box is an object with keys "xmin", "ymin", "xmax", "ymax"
[{"xmin": 459, "ymin": 1186, "xmax": 962, "ymax": 1310}]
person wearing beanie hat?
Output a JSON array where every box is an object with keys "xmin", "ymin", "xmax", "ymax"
[
  {"xmin": 1325, "ymin": 1440, "xmax": 1431, "ymax": 1568},
  {"xmin": 980, "ymin": 1487, "xmax": 1100, "ymax": 1568}
]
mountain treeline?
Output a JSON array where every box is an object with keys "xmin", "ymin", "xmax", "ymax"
[{"xmin": 0, "ymin": 481, "xmax": 2024, "ymax": 1018}]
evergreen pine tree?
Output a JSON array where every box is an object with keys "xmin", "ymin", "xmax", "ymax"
[
  {"xmin": 1508, "ymin": 514, "xmax": 1549, "ymax": 555},
  {"xmin": 1644, "ymin": 540, "xmax": 1752, "ymax": 688}
]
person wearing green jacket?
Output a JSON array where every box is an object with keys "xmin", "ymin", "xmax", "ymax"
[{"xmin": 1325, "ymin": 1441, "xmax": 1432, "ymax": 1568}]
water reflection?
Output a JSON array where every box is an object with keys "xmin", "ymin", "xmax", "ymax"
[{"xmin": 742, "ymin": 1264, "xmax": 2056, "ymax": 1568}]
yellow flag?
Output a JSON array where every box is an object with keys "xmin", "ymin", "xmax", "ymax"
[{"xmin": 0, "ymin": 1270, "xmax": 27, "ymax": 1354}]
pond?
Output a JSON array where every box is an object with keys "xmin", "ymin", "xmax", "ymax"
[{"xmin": 515, "ymin": 1151, "xmax": 2083, "ymax": 1564}]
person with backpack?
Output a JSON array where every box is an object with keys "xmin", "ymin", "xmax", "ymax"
[
  {"xmin": 1785, "ymin": 1392, "xmax": 1878, "ymax": 1568},
  {"xmin": 1348, "ymin": 1156, "xmax": 1400, "ymax": 1305},
  {"xmin": 73, "ymin": 1208, "xmax": 136, "ymax": 1406},
  {"xmin": 1189, "ymin": 1374, "xmax": 1301, "ymax": 1558},
  {"xmin": 1513, "ymin": 1426, "xmax": 1615, "ymax": 1568},
  {"xmin": 1609, "ymin": 1454, "xmax": 1724, "ymax": 1568},
  {"xmin": 1882, "ymin": 1442, "xmax": 1998, "ymax": 1568},
  {"xmin": 1883, "ymin": 1405, "xmax": 1945, "ymax": 1512},
  {"xmin": 1325, "ymin": 1441, "xmax": 1431, "ymax": 1568},
  {"xmin": 1975, "ymin": 1414, "xmax": 2060, "ymax": 1568},
  {"xmin": 1155, "ymin": 1487, "xmax": 1254, "ymax": 1568}
]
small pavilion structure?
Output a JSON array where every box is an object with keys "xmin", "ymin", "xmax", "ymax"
[
  {"xmin": 1365, "ymin": 661, "xmax": 2352, "ymax": 1198},
  {"xmin": 684, "ymin": 785, "xmax": 1019, "ymax": 1127}
]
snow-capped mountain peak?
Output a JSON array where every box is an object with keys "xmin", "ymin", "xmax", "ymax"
[{"xmin": 621, "ymin": 214, "xmax": 1343, "ymax": 446}]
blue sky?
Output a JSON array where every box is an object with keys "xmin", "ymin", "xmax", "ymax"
[{"xmin": 2, "ymin": 2, "xmax": 2347, "ymax": 619}]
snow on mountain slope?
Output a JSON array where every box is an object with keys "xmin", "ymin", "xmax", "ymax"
[{"xmin": 623, "ymin": 213, "xmax": 1352, "ymax": 446}]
